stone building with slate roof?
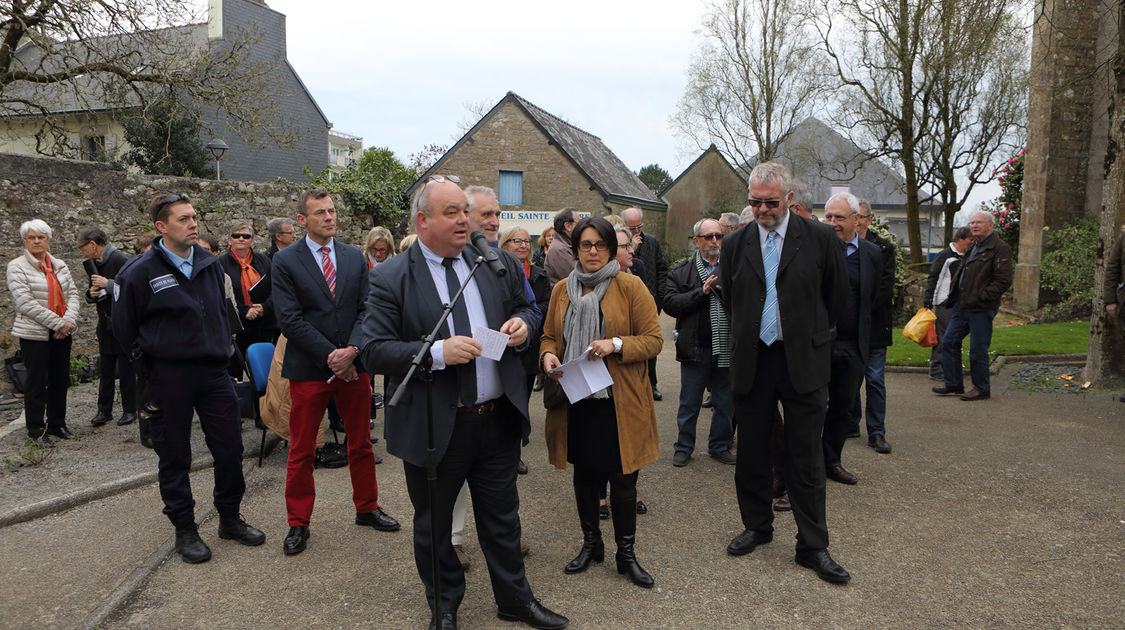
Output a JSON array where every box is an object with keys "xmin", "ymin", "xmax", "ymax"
[
  {"xmin": 409, "ymin": 92, "xmax": 668, "ymax": 240},
  {"xmin": 742, "ymin": 117, "xmax": 940, "ymax": 250},
  {"xmin": 661, "ymin": 144, "xmax": 747, "ymax": 248},
  {"xmin": 0, "ymin": 0, "xmax": 338, "ymax": 183}
]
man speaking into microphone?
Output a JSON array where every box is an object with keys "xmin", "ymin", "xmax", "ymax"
[{"xmin": 361, "ymin": 176, "xmax": 567, "ymax": 630}]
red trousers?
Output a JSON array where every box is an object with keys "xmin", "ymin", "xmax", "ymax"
[{"xmin": 286, "ymin": 376, "xmax": 378, "ymax": 526}]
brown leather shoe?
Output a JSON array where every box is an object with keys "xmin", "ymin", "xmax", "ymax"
[
  {"xmin": 959, "ymin": 389, "xmax": 990, "ymax": 401},
  {"xmin": 827, "ymin": 465, "xmax": 859, "ymax": 485},
  {"xmin": 773, "ymin": 493, "xmax": 792, "ymax": 512}
]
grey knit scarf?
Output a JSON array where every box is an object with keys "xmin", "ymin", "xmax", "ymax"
[{"xmin": 563, "ymin": 259, "xmax": 620, "ymax": 399}]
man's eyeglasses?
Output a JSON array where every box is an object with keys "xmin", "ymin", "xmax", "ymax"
[
  {"xmin": 696, "ymin": 233, "xmax": 724, "ymax": 241},
  {"xmin": 230, "ymin": 233, "xmax": 253, "ymax": 239},
  {"xmin": 857, "ymin": 214, "xmax": 872, "ymax": 220},
  {"xmin": 626, "ymin": 223, "xmax": 643, "ymax": 232},
  {"xmin": 747, "ymin": 198, "xmax": 782, "ymax": 209},
  {"xmin": 577, "ymin": 240, "xmax": 610, "ymax": 252}
]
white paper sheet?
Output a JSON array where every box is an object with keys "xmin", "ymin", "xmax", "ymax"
[
  {"xmin": 472, "ymin": 327, "xmax": 511, "ymax": 361},
  {"xmin": 547, "ymin": 347, "xmax": 614, "ymax": 404}
]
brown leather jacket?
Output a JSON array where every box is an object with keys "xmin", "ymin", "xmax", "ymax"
[{"xmin": 950, "ymin": 233, "xmax": 1012, "ymax": 312}]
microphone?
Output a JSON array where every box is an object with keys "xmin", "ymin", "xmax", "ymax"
[{"xmin": 470, "ymin": 231, "xmax": 507, "ymax": 276}]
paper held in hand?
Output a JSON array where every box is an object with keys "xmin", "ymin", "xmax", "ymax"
[
  {"xmin": 547, "ymin": 347, "xmax": 614, "ymax": 404},
  {"xmin": 472, "ymin": 327, "xmax": 510, "ymax": 361}
]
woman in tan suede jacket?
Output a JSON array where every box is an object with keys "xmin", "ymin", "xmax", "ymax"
[{"xmin": 540, "ymin": 216, "xmax": 662, "ymax": 589}]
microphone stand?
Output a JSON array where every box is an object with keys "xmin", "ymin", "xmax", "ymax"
[{"xmin": 387, "ymin": 253, "xmax": 488, "ymax": 623}]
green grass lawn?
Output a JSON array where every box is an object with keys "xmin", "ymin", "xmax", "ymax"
[{"xmin": 886, "ymin": 320, "xmax": 1089, "ymax": 367}]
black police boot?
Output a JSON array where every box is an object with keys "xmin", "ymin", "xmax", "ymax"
[{"xmin": 175, "ymin": 525, "xmax": 211, "ymax": 564}]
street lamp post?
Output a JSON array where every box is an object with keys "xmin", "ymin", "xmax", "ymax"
[{"xmin": 205, "ymin": 139, "xmax": 229, "ymax": 181}]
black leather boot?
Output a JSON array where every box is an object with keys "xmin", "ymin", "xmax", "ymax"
[
  {"xmin": 564, "ymin": 477, "xmax": 604, "ymax": 574},
  {"xmin": 611, "ymin": 495, "xmax": 653, "ymax": 588}
]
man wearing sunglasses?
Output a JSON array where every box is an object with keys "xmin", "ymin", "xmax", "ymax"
[
  {"xmin": 113, "ymin": 193, "xmax": 266, "ymax": 564},
  {"xmin": 719, "ymin": 162, "xmax": 851, "ymax": 584},
  {"xmin": 662, "ymin": 219, "xmax": 735, "ymax": 468}
]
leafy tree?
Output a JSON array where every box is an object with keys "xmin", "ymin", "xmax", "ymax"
[
  {"xmin": 307, "ymin": 147, "xmax": 416, "ymax": 236},
  {"xmin": 117, "ymin": 95, "xmax": 214, "ymax": 177},
  {"xmin": 636, "ymin": 164, "xmax": 672, "ymax": 195},
  {"xmin": 1, "ymin": 0, "xmax": 293, "ymax": 156},
  {"xmin": 672, "ymin": 0, "xmax": 828, "ymax": 166}
]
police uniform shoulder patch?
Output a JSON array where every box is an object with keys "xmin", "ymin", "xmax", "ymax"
[{"xmin": 149, "ymin": 274, "xmax": 179, "ymax": 293}]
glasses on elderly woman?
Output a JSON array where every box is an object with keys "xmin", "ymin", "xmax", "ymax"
[{"xmin": 506, "ymin": 238, "xmax": 531, "ymax": 246}]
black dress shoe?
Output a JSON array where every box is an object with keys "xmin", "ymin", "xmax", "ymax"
[
  {"xmin": 45, "ymin": 427, "xmax": 75, "ymax": 440},
  {"xmin": 356, "ymin": 507, "xmax": 400, "ymax": 531},
  {"xmin": 709, "ymin": 449, "xmax": 737, "ymax": 465},
  {"xmin": 795, "ymin": 549, "xmax": 851, "ymax": 583},
  {"xmin": 283, "ymin": 526, "xmax": 309, "ymax": 555},
  {"xmin": 428, "ymin": 612, "xmax": 457, "ymax": 630},
  {"xmin": 932, "ymin": 384, "xmax": 965, "ymax": 395},
  {"xmin": 726, "ymin": 529, "xmax": 773, "ymax": 556},
  {"xmin": 827, "ymin": 465, "xmax": 859, "ymax": 485},
  {"xmin": 635, "ymin": 500, "xmax": 647, "ymax": 515},
  {"xmin": 218, "ymin": 515, "xmax": 266, "ymax": 546},
  {"xmin": 868, "ymin": 434, "xmax": 892, "ymax": 454},
  {"xmin": 701, "ymin": 394, "xmax": 712, "ymax": 408},
  {"xmin": 497, "ymin": 598, "xmax": 569, "ymax": 629},
  {"xmin": 672, "ymin": 451, "xmax": 690, "ymax": 467},
  {"xmin": 117, "ymin": 412, "xmax": 137, "ymax": 426},
  {"xmin": 175, "ymin": 525, "xmax": 212, "ymax": 563},
  {"xmin": 90, "ymin": 412, "xmax": 110, "ymax": 427},
  {"xmin": 959, "ymin": 389, "xmax": 990, "ymax": 401},
  {"xmin": 28, "ymin": 433, "xmax": 53, "ymax": 446},
  {"xmin": 651, "ymin": 387, "xmax": 663, "ymax": 401},
  {"xmin": 517, "ymin": 459, "xmax": 528, "ymax": 475},
  {"xmin": 845, "ymin": 429, "xmax": 861, "ymax": 439}
]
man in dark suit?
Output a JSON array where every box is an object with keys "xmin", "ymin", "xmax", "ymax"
[
  {"xmin": 362, "ymin": 176, "xmax": 568, "ymax": 630},
  {"xmin": 821, "ymin": 193, "xmax": 883, "ymax": 485},
  {"xmin": 622, "ymin": 207, "xmax": 668, "ymax": 401},
  {"xmin": 77, "ymin": 226, "xmax": 136, "ymax": 428},
  {"xmin": 271, "ymin": 188, "xmax": 400, "ymax": 557},
  {"xmin": 718, "ymin": 162, "xmax": 851, "ymax": 584},
  {"xmin": 849, "ymin": 199, "xmax": 895, "ymax": 454}
]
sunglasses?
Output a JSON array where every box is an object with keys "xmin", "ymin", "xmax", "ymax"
[
  {"xmin": 426, "ymin": 174, "xmax": 461, "ymax": 184},
  {"xmin": 696, "ymin": 233, "xmax": 724, "ymax": 240},
  {"xmin": 748, "ymin": 198, "xmax": 782, "ymax": 209},
  {"xmin": 230, "ymin": 233, "xmax": 252, "ymax": 239},
  {"xmin": 155, "ymin": 193, "xmax": 190, "ymax": 212}
]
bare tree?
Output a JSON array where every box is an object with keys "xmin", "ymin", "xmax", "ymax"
[
  {"xmin": 921, "ymin": 0, "xmax": 1028, "ymax": 243},
  {"xmin": 813, "ymin": 0, "xmax": 937, "ymax": 263},
  {"xmin": 0, "ymin": 0, "xmax": 293, "ymax": 158},
  {"xmin": 671, "ymin": 0, "xmax": 828, "ymax": 167}
]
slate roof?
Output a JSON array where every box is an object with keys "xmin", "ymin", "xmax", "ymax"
[
  {"xmin": 743, "ymin": 117, "xmax": 915, "ymax": 206},
  {"xmin": 410, "ymin": 92, "xmax": 667, "ymax": 211}
]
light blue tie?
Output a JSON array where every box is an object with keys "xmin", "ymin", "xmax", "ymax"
[{"xmin": 760, "ymin": 231, "xmax": 779, "ymax": 345}]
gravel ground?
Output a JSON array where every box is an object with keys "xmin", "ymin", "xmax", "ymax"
[{"xmin": 1008, "ymin": 363, "xmax": 1095, "ymax": 395}]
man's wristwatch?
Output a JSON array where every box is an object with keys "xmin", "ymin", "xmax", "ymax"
[
  {"xmin": 612, "ymin": 337, "xmax": 623, "ymax": 354},
  {"xmin": 349, "ymin": 344, "xmax": 360, "ymax": 355}
]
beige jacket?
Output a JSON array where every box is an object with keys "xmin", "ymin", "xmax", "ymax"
[{"xmin": 7, "ymin": 250, "xmax": 81, "ymax": 341}]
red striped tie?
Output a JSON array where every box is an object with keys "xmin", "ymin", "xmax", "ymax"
[{"xmin": 320, "ymin": 246, "xmax": 335, "ymax": 297}]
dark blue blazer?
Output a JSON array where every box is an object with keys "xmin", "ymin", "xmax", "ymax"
[
  {"xmin": 272, "ymin": 239, "xmax": 368, "ymax": 381},
  {"xmin": 360, "ymin": 241, "xmax": 539, "ymax": 468},
  {"xmin": 850, "ymin": 238, "xmax": 884, "ymax": 365}
]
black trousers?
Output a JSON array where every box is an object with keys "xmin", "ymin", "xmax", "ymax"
[
  {"xmin": 97, "ymin": 352, "xmax": 136, "ymax": 415},
  {"xmin": 402, "ymin": 398, "xmax": 532, "ymax": 615},
  {"xmin": 734, "ymin": 341, "xmax": 829, "ymax": 552},
  {"xmin": 822, "ymin": 339, "xmax": 866, "ymax": 470},
  {"xmin": 19, "ymin": 336, "xmax": 72, "ymax": 437},
  {"xmin": 148, "ymin": 360, "xmax": 246, "ymax": 529}
]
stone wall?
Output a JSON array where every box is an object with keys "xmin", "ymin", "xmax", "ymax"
[{"xmin": 0, "ymin": 151, "xmax": 367, "ymax": 392}]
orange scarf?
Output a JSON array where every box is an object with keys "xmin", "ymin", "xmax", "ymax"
[
  {"xmin": 232, "ymin": 250, "xmax": 261, "ymax": 306},
  {"xmin": 39, "ymin": 256, "xmax": 66, "ymax": 317},
  {"xmin": 521, "ymin": 260, "xmax": 531, "ymax": 279}
]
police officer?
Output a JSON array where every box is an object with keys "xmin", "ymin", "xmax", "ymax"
[{"xmin": 112, "ymin": 193, "xmax": 265, "ymax": 564}]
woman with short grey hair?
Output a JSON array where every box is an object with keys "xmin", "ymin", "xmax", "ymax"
[{"xmin": 7, "ymin": 219, "xmax": 81, "ymax": 443}]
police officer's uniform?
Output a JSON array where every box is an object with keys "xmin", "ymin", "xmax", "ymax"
[{"xmin": 112, "ymin": 237, "xmax": 246, "ymax": 529}]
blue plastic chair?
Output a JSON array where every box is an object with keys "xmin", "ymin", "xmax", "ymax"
[{"xmin": 245, "ymin": 342, "xmax": 275, "ymax": 467}]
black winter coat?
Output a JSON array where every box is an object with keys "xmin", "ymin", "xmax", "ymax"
[
  {"xmin": 635, "ymin": 232, "xmax": 668, "ymax": 311},
  {"xmin": 864, "ymin": 230, "xmax": 896, "ymax": 348},
  {"xmin": 662, "ymin": 255, "xmax": 714, "ymax": 363},
  {"xmin": 84, "ymin": 245, "xmax": 130, "ymax": 355}
]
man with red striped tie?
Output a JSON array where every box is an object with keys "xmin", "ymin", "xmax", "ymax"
[{"xmin": 271, "ymin": 188, "xmax": 400, "ymax": 556}]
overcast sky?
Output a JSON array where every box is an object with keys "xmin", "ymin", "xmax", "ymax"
[{"xmin": 262, "ymin": 0, "xmax": 997, "ymax": 214}]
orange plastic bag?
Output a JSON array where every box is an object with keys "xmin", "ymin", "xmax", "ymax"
[
  {"xmin": 903, "ymin": 308, "xmax": 937, "ymax": 345},
  {"xmin": 919, "ymin": 321, "xmax": 938, "ymax": 347}
]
